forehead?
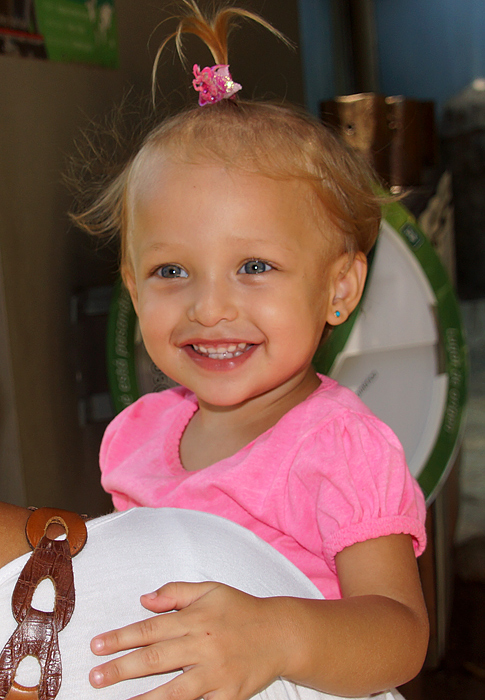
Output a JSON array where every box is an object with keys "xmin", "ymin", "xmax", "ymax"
[
  {"xmin": 129, "ymin": 156, "xmax": 335, "ymax": 254},
  {"xmin": 132, "ymin": 153, "xmax": 301, "ymax": 205}
]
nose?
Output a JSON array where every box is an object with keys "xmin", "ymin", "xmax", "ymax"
[{"xmin": 187, "ymin": 276, "xmax": 238, "ymax": 326}]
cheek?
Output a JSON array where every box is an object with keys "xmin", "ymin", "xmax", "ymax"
[
  {"xmin": 294, "ymin": 272, "xmax": 330, "ymax": 313},
  {"xmin": 296, "ymin": 287, "xmax": 330, "ymax": 341},
  {"xmin": 136, "ymin": 297, "xmax": 164, "ymax": 339},
  {"xmin": 305, "ymin": 268, "xmax": 332, "ymax": 312},
  {"xmin": 137, "ymin": 293, "xmax": 184, "ymax": 345},
  {"xmin": 261, "ymin": 290, "xmax": 327, "ymax": 341}
]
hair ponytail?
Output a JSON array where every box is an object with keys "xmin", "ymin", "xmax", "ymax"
[{"xmin": 151, "ymin": 0, "xmax": 292, "ymax": 104}]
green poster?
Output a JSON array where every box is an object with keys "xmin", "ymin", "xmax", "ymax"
[{"xmin": 34, "ymin": 0, "xmax": 119, "ymax": 68}]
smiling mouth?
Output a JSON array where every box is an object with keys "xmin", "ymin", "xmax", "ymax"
[{"xmin": 191, "ymin": 342, "xmax": 254, "ymax": 360}]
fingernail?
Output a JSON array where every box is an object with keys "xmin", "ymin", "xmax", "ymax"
[
  {"xmin": 142, "ymin": 591, "xmax": 157, "ymax": 600},
  {"xmin": 92, "ymin": 637, "xmax": 105, "ymax": 652},
  {"xmin": 91, "ymin": 669, "xmax": 104, "ymax": 686}
]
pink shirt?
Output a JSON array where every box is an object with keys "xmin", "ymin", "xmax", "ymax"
[{"xmin": 100, "ymin": 376, "xmax": 426, "ymax": 599}]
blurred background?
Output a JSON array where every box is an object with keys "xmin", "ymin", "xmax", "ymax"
[{"xmin": 0, "ymin": 1, "xmax": 484, "ymax": 697}]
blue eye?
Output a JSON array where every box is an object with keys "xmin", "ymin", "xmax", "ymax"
[
  {"xmin": 157, "ymin": 265, "xmax": 188, "ymax": 279},
  {"xmin": 238, "ymin": 260, "xmax": 272, "ymax": 274}
]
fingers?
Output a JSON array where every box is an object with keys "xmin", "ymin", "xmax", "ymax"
[
  {"xmin": 88, "ymin": 583, "xmax": 280, "ymax": 700},
  {"xmin": 91, "ymin": 611, "xmax": 181, "ymax": 657},
  {"xmin": 128, "ymin": 671, "xmax": 211, "ymax": 700},
  {"xmin": 90, "ymin": 649, "xmax": 247, "ymax": 700},
  {"xmin": 91, "ymin": 581, "xmax": 219, "ymax": 656},
  {"xmin": 89, "ymin": 641, "xmax": 226, "ymax": 700},
  {"xmin": 141, "ymin": 580, "xmax": 219, "ymax": 613},
  {"xmin": 90, "ymin": 665, "xmax": 211, "ymax": 700},
  {"xmin": 89, "ymin": 636, "xmax": 192, "ymax": 688}
]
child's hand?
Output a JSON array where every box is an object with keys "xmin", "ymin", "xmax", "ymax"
[{"xmin": 89, "ymin": 581, "xmax": 286, "ymax": 700}]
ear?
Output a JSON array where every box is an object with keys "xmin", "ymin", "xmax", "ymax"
[
  {"xmin": 122, "ymin": 267, "xmax": 139, "ymax": 315},
  {"xmin": 325, "ymin": 252, "xmax": 367, "ymax": 325}
]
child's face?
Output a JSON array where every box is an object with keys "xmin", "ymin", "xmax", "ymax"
[{"xmin": 125, "ymin": 160, "xmax": 339, "ymax": 410}]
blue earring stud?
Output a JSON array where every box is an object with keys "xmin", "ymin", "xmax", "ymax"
[{"xmin": 335, "ymin": 310, "xmax": 341, "ymax": 318}]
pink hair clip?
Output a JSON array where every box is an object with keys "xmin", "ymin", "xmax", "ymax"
[{"xmin": 192, "ymin": 64, "xmax": 242, "ymax": 106}]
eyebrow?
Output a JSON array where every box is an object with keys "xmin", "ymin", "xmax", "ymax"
[
  {"xmin": 139, "ymin": 242, "xmax": 175, "ymax": 254},
  {"xmin": 225, "ymin": 236, "xmax": 296, "ymax": 253},
  {"xmin": 139, "ymin": 235, "xmax": 297, "ymax": 256}
]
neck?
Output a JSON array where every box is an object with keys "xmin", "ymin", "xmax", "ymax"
[
  {"xmin": 180, "ymin": 367, "xmax": 321, "ymax": 470},
  {"xmin": 199, "ymin": 366, "xmax": 321, "ymax": 427}
]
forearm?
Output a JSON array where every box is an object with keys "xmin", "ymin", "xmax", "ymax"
[
  {"xmin": 0, "ymin": 502, "xmax": 76, "ymax": 568},
  {"xmin": 270, "ymin": 594, "xmax": 429, "ymax": 697},
  {"xmin": 0, "ymin": 502, "xmax": 31, "ymax": 567}
]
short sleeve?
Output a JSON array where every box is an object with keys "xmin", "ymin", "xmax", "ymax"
[
  {"xmin": 99, "ymin": 399, "xmax": 153, "ymax": 510},
  {"xmin": 99, "ymin": 387, "xmax": 195, "ymax": 510},
  {"xmin": 286, "ymin": 411, "xmax": 427, "ymax": 574}
]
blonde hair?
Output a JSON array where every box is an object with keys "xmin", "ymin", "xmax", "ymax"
[{"xmin": 71, "ymin": 1, "xmax": 383, "ymax": 277}]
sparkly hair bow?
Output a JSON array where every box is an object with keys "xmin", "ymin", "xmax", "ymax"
[{"xmin": 192, "ymin": 64, "xmax": 242, "ymax": 106}]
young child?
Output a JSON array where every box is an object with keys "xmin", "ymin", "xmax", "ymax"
[{"xmin": 75, "ymin": 2, "xmax": 429, "ymax": 698}]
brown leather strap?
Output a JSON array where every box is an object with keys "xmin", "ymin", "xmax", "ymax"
[
  {"xmin": 0, "ymin": 509, "xmax": 87, "ymax": 700},
  {"xmin": 25, "ymin": 508, "xmax": 87, "ymax": 557},
  {"xmin": 5, "ymin": 682, "xmax": 40, "ymax": 700}
]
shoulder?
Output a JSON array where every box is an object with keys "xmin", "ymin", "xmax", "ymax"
[
  {"xmin": 101, "ymin": 387, "xmax": 195, "ymax": 453},
  {"xmin": 279, "ymin": 376, "xmax": 425, "ymax": 517},
  {"xmin": 279, "ymin": 375, "xmax": 399, "ymax": 447},
  {"xmin": 267, "ymin": 380, "xmax": 427, "ymax": 574},
  {"xmin": 287, "ymin": 375, "xmax": 407, "ymax": 471},
  {"xmin": 281, "ymin": 377, "xmax": 426, "ymax": 561},
  {"xmin": 311, "ymin": 374, "xmax": 384, "ymax": 418},
  {"xmin": 112, "ymin": 385, "xmax": 192, "ymax": 423}
]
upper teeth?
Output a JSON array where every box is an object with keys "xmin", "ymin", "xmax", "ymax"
[{"xmin": 192, "ymin": 342, "xmax": 250, "ymax": 359}]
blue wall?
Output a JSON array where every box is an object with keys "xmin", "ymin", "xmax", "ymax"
[
  {"xmin": 297, "ymin": 0, "xmax": 334, "ymax": 116},
  {"xmin": 299, "ymin": 0, "xmax": 485, "ymax": 122},
  {"xmin": 375, "ymin": 0, "xmax": 485, "ymax": 120}
]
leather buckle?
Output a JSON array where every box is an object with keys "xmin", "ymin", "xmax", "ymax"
[{"xmin": 0, "ymin": 508, "xmax": 87, "ymax": 700}]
